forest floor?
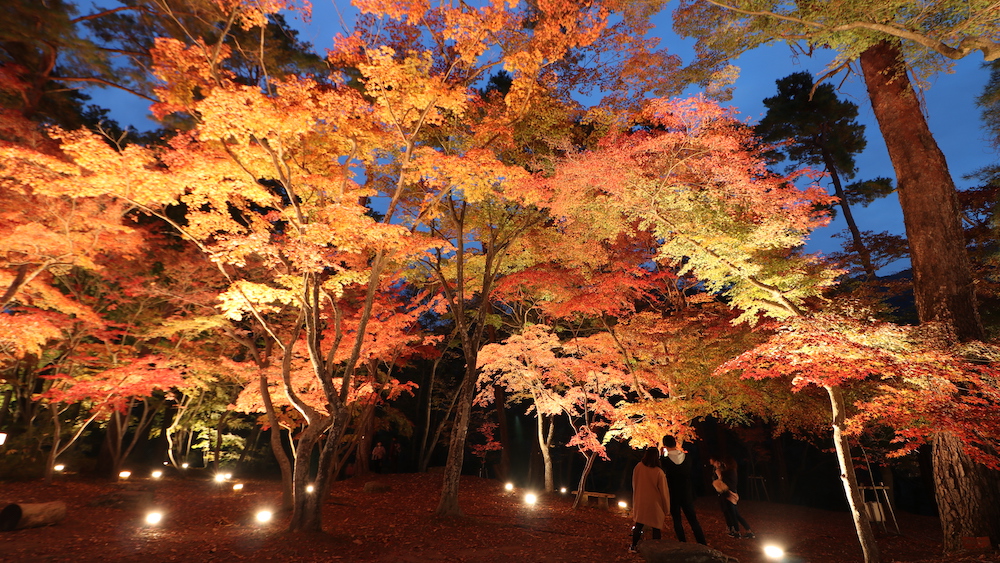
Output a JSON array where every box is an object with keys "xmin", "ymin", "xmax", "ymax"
[{"xmin": 1, "ymin": 471, "xmax": 997, "ymax": 563}]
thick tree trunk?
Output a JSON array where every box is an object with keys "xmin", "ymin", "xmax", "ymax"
[
  {"xmin": 826, "ymin": 385, "xmax": 879, "ymax": 563},
  {"xmin": 537, "ymin": 414, "xmax": 554, "ymax": 493},
  {"xmin": 859, "ymin": 40, "xmax": 983, "ymax": 341},
  {"xmin": 931, "ymin": 432, "xmax": 1000, "ymax": 552},
  {"xmin": 861, "ymin": 41, "xmax": 999, "ymax": 555},
  {"xmin": 287, "ymin": 423, "xmax": 326, "ymax": 532},
  {"xmin": 435, "ymin": 362, "xmax": 478, "ymax": 517}
]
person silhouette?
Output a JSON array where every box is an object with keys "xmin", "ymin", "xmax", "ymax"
[
  {"xmin": 661, "ymin": 435, "xmax": 707, "ymax": 544},
  {"xmin": 371, "ymin": 441, "xmax": 386, "ymax": 474}
]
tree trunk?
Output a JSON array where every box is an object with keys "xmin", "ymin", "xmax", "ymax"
[
  {"xmin": 859, "ymin": 40, "xmax": 983, "ymax": 340},
  {"xmin": 493, "ymin": 385, "xmax": 512, "ymax": 482},
  {"xmin": 861, "ymin": 41, "xmax": 997, "ymax": 555},
  {"xmin": 825, "ymin": 385, "xmax": 879, "ymax": 563},
  {"xmin": 537, "ymin": 414, "xmax": 554, "ymax": 493},
  {"xmin": 0, "ymin": 388, "xmax": 12, "ymax": 429},
  {"xmin": 435, "ymin": 362, "xmax": 478, "ymax": 516},
  {"xmin": 214, "ymin": 411, "xmax": 230, "ymax": 473},
  {"xmin": 931, "ymin": 432, "xmax": 1000, "ymax": 552},
  {"xmin": 820, "ymin": 147, "xmax": 877, "ymax": 278},
  {"xmin": 258, "ymin": 370, "xmax": 293, "ymax": 509},
  {"xmin": 418, "ymin": 357, "xmax": 441, "ymax": 472},
  {"xmin": 287, "ymin": 422, "xmax": 327, "ymax": 532},
  {"xmin": 0, "ymin": 501, "xmax": 67, "ymax": 531},
  {"xmin": 572, "ymin": 452, "xmax": 597, "ymax": 509}
]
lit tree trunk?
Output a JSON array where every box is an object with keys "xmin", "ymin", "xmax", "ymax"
[
  {"xmin": 859, "ymin": 40, "xmax": 983, "ymax": 341},
  {"xmin": 931, "ymin": 432, "xmax": 1000, "ymax": 552},
  {"xmin": 213, "ymin": 411, "xmax": 230, "ymax": 472},
  {"xmin": 537, "ymin": 413, "xmax": 554, "ymax": 493},
  {"xmin": 287, "ymin": 421, "xmax": 328, "ymax": 531},
  {"xmin": 435, "ymin": 361, "xmax": 478, "ymax": 516},
  {"xmin": 258, "ymin": 370, "xmax": 292, "ymax": 510},
  {"xmin": 860, "ymin": 40, "xmax": 1000, "ymax": 553},
  {"xmin": 826, "ymin": 385, "xmax": 879, "ymax": 563},
  {"xmin": 572, "ymin": 451, "xmax": 597, "ymax": 509}
]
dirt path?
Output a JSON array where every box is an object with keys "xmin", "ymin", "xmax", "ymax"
[{"xmin": 0, "ymin": 472, "xmax": 993, "ymax": 562}]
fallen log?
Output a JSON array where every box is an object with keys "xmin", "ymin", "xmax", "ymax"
[{"xmin": 0, "ymin": 501, "xmax": 67, "ymax": 531}]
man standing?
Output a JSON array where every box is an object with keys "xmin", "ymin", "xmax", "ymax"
[{"xmin": 662, "ymin": 435, "xmax": 707, "ymax": 545}]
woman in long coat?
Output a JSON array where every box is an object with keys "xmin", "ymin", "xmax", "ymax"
[{"xmin": 630, "ymin": 446, "xmax": 670, "ymax": 552}]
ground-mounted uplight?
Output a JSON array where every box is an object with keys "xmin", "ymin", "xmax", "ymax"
[
  {"xmin": 763, "ymin": 544, "xmax": 785, "ymax": 560},
  {"xmin": 119, "ymin": 470, "xmax": 132, "ymax": 480},
  {"xmin": 524, "ymin": 493, "xmax": 538, "ymax": 505},
  {"xmin": 224, "ymin": 473, "xmax": 232, "ymax": 480},
  {"xmin": 145, "ymin": 511, "xmax": 163, "ymax": 525},
  {"xmin": 0, "ymin": 432, "xmax": 6, "ymax": 446},
  {"xmin": 306, "ymin": 484, "xmax": 315, "ymax": 494},
  {"xmin": 181, "ymin": 462, "xmax": 189, "ymax": 469},
  {"xmin": 54, "ymin": 464, "xmax": 66, "ymax": 472},
  {"xmin": 233, "ymin": 483, "xmax": 244, "ymax": 491},
  {"xmin": 214, "ymin": 473, "xmax": 228, "ymax": 483},
  {"xmin": 617, "ymin": 501, "xmax": 628, "ymax": 509},
  {"xmin": 255, "ymin": 510, "xmax": 273, "ymax": 524},
  {"xmin": 504, "ymin": 482, "xmax": 514, "ymax": 492},
  {"xmin": 559, "ymin": 487, "xmax": 567, "ymax": 494},
  {"xmin": 151, "ymin": 470, "xmax": 163, "ymax": 479}
]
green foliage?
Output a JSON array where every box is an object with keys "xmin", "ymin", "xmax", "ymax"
[
  {"xmin": 756, "ymin": 72, "xmax": 866, "ymax": 180},
  {"xmin": 844, "ymin": 177, "xmax": 896, "ymax": 207},
  {"xmin": 672, "ymin": 0, "xmax": 1000, "ymax": 91}
]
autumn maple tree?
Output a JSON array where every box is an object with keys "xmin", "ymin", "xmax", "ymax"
[{"xmin": 0, "ymin": 0, "xmax": 697, "ymax": 530}]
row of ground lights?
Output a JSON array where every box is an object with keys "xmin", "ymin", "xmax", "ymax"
[
  {"xmin": 143, "ymin": 509, "xmax": 274, "ymax": 525},
  {"xmin": 52, "ymin": 462, "xmax": 195, "ymax": 474},
  {"xmin": 503, "ymin": 482, "xmax": 631, "ymax": 510}
]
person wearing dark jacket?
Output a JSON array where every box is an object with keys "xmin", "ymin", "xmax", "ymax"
[
  {"xmin": 709, "ymin": 455, "xmax": 755, "ymax": 539},
  {"xmin": 661, "ymin": 436, "xmax": 707, "ymax": 544}
]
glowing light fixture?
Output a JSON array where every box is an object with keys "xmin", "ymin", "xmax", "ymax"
[
  {"xmin": 524, "ymin": 493, "xmax": 537, "ymax": 505},
  {"xmin": 0, "ymin": 433, "xmax": 7, "ymax": 445},
  {"xmin": 618, "ymin": 501, "xmax": 628, "ymax": 509},
  {"xmin": 54, "ymin": 464, "xmax": 66, "ymax": 472},
  {"xmin": 763, "ymin": 545, "xmax": 785, "ymax": 560},
  {"xmin": 181, "ymin": 463, "xmax": 189, "ymax": 469},
  {"xmin": 255, "ymin": 510, "xmax": 273, "ymax": 523},
  {"xmin": 233, "ymin": 483, "xmax": 244, "ymax": 491},
  {"xmin": 151, "ymin": 470, "xmax": 163, "ymax": 479},
  {"xmin": 163, "ymin": 461, "xmax": 169, "ymax": 466},
  {"xmin": 119, "ymin": 470, "xmax": 132, "ymax": 479},
  {"xmin": 145, "ymin": 511, "xmax": 163, "ymax": 525},
  {"xmin": 224, "ymin": 473, "xmax": 233, "ymax": 480},
  {"xmin": 306, "ymin": 484, "xmax": 315, "ymax": 493},
  {"xmin": 559, "ymin": 487, "xmax": 567, "ymax": 494},
  {"xmin": 214, "ymin": 473, "xmax": 227, "ymax": 483},
  {"xmin": 504, "ymin": 482, "xmax": 514, "ymax": 491}
]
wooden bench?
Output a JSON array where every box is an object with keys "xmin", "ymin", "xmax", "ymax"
[{"xmin": 572, "ymin": 490, "xmax": 615, "ymax": 509}]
